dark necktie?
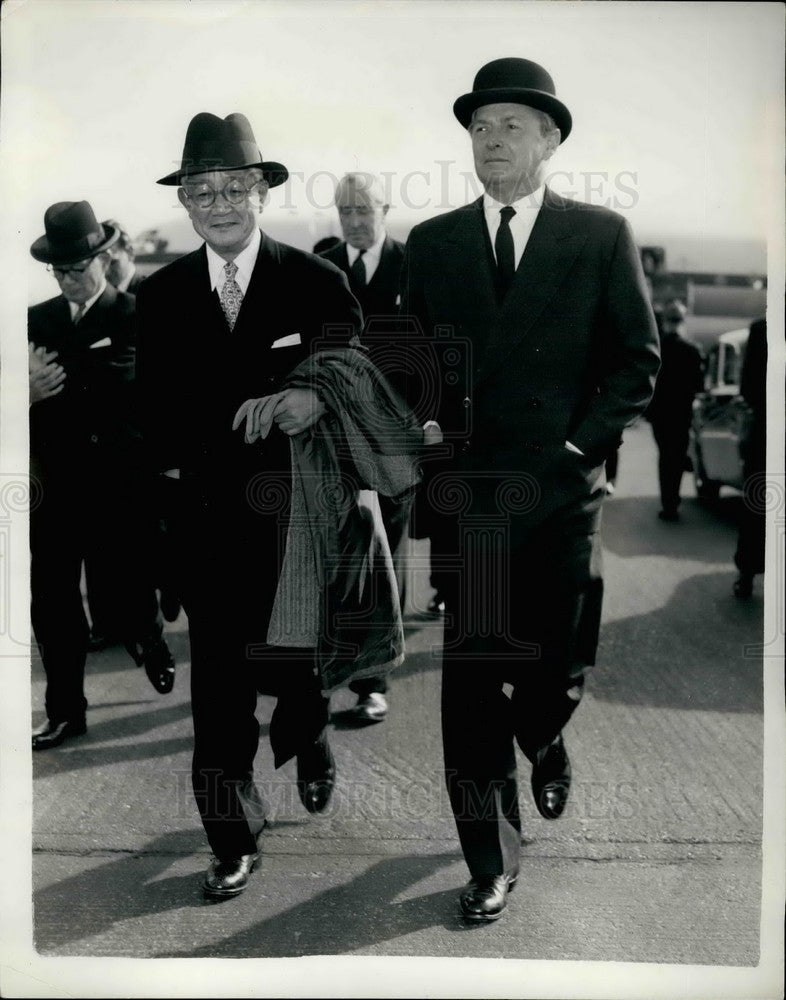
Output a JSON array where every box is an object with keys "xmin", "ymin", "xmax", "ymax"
[
  {"xmin": 349, "ymin": 249, "xmax": 367, "ymax": 295},
  {"xmin": 495, "ymin": 205, "xmax": 516, "ymax": 297},
  {"xmin": 73, "ymin": 304, "xmax": 86, "ymax": 325}
]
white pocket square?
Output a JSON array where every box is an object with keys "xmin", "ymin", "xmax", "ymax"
[
  {"xmin": 89, "ymin": 337, "xmax": 112, "ymax": 349},
  {"xmin": 271, "ymin": 333, "xmax": 302, "ymax": 349}
]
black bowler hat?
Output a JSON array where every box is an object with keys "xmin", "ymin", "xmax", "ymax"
[
  {"xmin": 30, "ymin": 201, "xmax": 119, "ymax": 265},
  {"xmin": 453, "ymin": 57, "xmax": 572, "ymax": 142},
  {"xmin": 156, "ymin": 112, "xmax": 289, "ymax": 187}
]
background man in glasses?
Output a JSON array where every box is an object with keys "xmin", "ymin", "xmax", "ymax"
[
  {"xmin": 135, "ymin": 113, "xmax": 363, "ymax": 901},
  {"xmin": 28, "ymin": 200, "xmax": 175, "ymax": 751}
]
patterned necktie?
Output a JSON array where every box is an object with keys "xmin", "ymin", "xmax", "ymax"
[
  {"xmin": 495, "ymin": 205, "xmax": 516, "ymax": 298},
  {"xmin": 349, "ymin": 249, "xmax": 367, "ymax": 295},
  {"xmin": 220, "ymin": 261, "xmax": 243, "ymax": 330}
]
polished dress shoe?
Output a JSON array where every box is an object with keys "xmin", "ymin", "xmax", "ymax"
[
  {"xmin": 531, "ymin": 733, "xmax": 571, "ymax": 820},
  {"xmin": 203, "ymin": 852, "xmax": 258, "ymax": 899},
  {"xmin": 352, "ymin": 692, "xmax": 388, "ymax": 724},
  {"xmin": 733, "ymin": 573, "xmax": 754, "ymax": 598},
  {"xmin": 87, "ymin": 630, "xmax": 116, "ymax": 653},
  {"xmin": 159, "ymin": 588, "xmax": 182, "ymax": 623},
  {"xmin": 459, "ymin": 873, "xmax": 517, "ymax": 923},
  {"xmin": 125, "ymin": 634, "xmax": 176, "ymax": 694},
  {"xmin": 427, "ymin": 592, "xmax": 446, "ymax": 615},
  {"xmin": 296, "ymin": 739, "xmax": 336, "ymax": 814},
  {"xmin": 32, "ymin": 718, "xmax": 87, "ymax": 751}
]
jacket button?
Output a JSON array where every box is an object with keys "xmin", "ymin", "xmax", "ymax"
[
  {"xmin": 461, "ymin": 440, "xmax": 470, "ymax": 453},
  {"xmin": 530, "ymin": 397, "xmax": 541, "ymax": 409},
  {"xmin": 90, "ymin": 434, "xmax": 98, "ymax": 443},
  {"xmin": 462, "ymin": 396, "xmax": 471, "ymax": 409}
]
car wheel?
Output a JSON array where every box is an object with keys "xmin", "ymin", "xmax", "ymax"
[{"xmin": 693, "ymin": 445, "xmax": 721, "ymax": 501}]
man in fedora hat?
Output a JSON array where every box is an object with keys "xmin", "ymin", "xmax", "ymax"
[
  {"xmin": 28, "ymin": 201, "xmax": 176, "ymax": 751},
  {"xmin": 401, "ymin": 57, "xmax": 660, "ymax": 921},
  {"xmin": 135, "ymin": 112, "xmax": 364, "ymax": 899}
]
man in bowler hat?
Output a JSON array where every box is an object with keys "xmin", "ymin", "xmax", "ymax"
[
  {"xmin": 28, "ymin": 201, "xmax": 175, "ymax": 751},
  {"xmin": 135, "ymin": 113, "xmax": 363, "ymax": 899},
  {"xmin": 400, "ymin": 58, "xmax": 660, "ymax": 921}
]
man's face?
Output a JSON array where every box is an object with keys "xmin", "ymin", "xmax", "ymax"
[
  {"xmin": 107, "ymin": 246, "xmax": 134, "ymax": 287},
  {"xmin": 470, "ymin": 102, "xmax": 558, "ymax": 202},
  {"xmin": 335, "ymin": 185, "xmax": 388, "ymax": 251},
  {"xmin": 52, "ymin": 254, "xmax": 106, "ymax": 305},
  {"xmin": 661, "ymin": 312, "xmax": 686, "ymax": 338},
  {"xmin": 178, "ymin": 169, "xmax": 267, "ymax": 260}
]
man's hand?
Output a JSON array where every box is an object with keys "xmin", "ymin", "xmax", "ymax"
[
  {"xmin": 273, "ymin": 388, "xmax": 326, "ymax": 437},
  {"xmin": 29, "ymin": 343, "xmax": 66, "ymax": 403}
]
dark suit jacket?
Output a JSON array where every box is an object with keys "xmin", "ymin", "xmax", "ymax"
[
  {"xmin": 135, "ymin": 232, "xmax": 362, "ymax": 632},
  {"xmin": 320, "ymin": 235, "xmax": 404, "ymax": 322},
  {"xmin": 28, "ymin": 284, "xmax": 139, "ymax": 484},
  {"xmin": 400, "ymin": 189, "xmax": 660, "ymax": 528}
]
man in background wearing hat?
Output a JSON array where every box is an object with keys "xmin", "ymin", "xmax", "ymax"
[
  {"xmin": 135, "ymin": 113, "xmax": 363, "ymax": 899},
  {"xmin": 28, "ymin": 201, "xmax": 176, "ymax": 751},
  {"xmin": 401, "ymin": 57, "xmax": 660, "ymax": 921},
  {"xmin": 320, "ymin": 171, "xmax": 409, "ymax": 725},
  {"xmin": 644, "ymin": 298, "xmax": 705, "ymax": 522}
]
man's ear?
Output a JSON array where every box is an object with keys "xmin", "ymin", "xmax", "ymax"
[{"xmin": 177, "ymin": 187, "xmax": 191, "ymax": 212}]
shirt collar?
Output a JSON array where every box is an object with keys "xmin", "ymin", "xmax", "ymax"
[
  {"xmin": 346, "ymin": 229, "xmax": 386, "ymax": 267},
  {"xmin": 483, "ymin": 184, "xmax": 545, "ymax": 220},
  {"xmin": 206, "ymin": 227, "xmax": 262, "ymax": 295},
  {"xmin": 68, "ymin": 278, "xmax": 107, "ymax": 320}
]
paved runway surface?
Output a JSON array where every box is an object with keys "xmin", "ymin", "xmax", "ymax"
[{"xmin": 6, "ymin": 421, "xmax": 782, "ymax": 998}]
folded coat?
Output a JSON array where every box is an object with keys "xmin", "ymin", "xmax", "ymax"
[{"xmin": 262, "ymin": 347, "xmax": 423, "ymax": 693}]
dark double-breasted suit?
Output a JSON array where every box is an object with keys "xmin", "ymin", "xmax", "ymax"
[
  {"xmin": 400, "ymin": 188, "xmax": 660, "ymax": 878},
  {"xmin": 29, "ymin": 284, "xmax": 160, "ymax": 724},
  {"xmin": 135, "ymin": 232, "xmax": 361, "ymax": 859},
  {"xmin": 320, "ymin": 235, "xmax": 405, "ymax": 325}
]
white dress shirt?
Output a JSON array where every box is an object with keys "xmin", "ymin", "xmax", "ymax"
[
  {"xmin": 483, "ymin": 185, "xmax": 545, "ymax": 270},
  {"xmin": 68, "ymin": 279, "xmax": 107, "ymax": 322},
  {"xmin": 346, "ymin": 230, "xmax": 386, "ymax": 284},
  {"xmin": 206, "ymin": 227, "xmax": 261, "ymax": 296}
]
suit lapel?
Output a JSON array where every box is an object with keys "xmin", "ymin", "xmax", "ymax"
[
  {"xmin": 445, "ymin": 199, "xmax": 499, "ymax": 321},
  {"xmin": 69, "ymin": 284, "xmax": 118, "ymax": 350},
  {"xmin": 232, "ymin": 231, "xmax": 282, "ymax": 343},
  {"xmin": 474, "ymin": 189, "xmax": 587, "ymax": 386}
]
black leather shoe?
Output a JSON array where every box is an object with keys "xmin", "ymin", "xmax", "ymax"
[
  {"xmin": 459, "ymin": 873, "xmax": 517, "ymax": 923},
  {"xmin": 531, "ymin": 733, "xmax": 571, "ymax": 820},
  {"xmin": 32, "ymin": 718, "xmax": 87, "ymax": 751},
  {"xmin": 296, "ymin": 739, "xmax": 336, "ymax": 814},
  {"xmin": 203, "ymin": 852, "xmax": 258, "ymax": 899},
  {"xmin": 658, "ymin": 509, "xmax": 680, "ymax": 522},
  {"xmin": 87, "ymin": 630, "xmax": 116, "ymax": 653},
  {"xmin": 733, "ymin": 573, "xmax": 754, "ymax": 598},
  {"xmin": 126, "ymin": 635, "xmax": 176, "ymax": 694},
  {"xmin": 351, "ymin": 692, "xmax": 388, "ymax": 724},
  {"xmin": 427, "ymin": 592, "xmax": 446, "ymax": 615}
]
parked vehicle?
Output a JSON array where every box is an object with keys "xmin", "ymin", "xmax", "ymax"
[{"xmin": 688, "ymin": 327, "xmax": 751, "ymax": 499}]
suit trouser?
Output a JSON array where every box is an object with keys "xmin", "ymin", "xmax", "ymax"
[
  {"xmin": 170, "ymin": 478, "xmax": 329, "ymax": 860},
  {"xmin": 348, "ymin": 491, "xmax": 413, "ymax": 698},
  {"xmin": 30, "ymin": 471, "xmax": 162, "ymax": 724},
  {"xmin": 438, "ymin": 490, "xmax": 604, "ymax": 878},
  {"xmin": 652, "ymin": 421, "xmax": 690, "ymax": 514}
]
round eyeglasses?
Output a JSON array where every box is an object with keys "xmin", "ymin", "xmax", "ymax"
[
  {"xmin": 46, "ymin": 261, "xmax": 92, "ymax": 278},
  {"xmin": 182, "ymin": 180, "xmax": 257, "ymax": 209}
]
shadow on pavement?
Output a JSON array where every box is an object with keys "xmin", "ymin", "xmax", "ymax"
[
  {"xmin": 601, "ymin": 495, "xmax": 742, "ymax": 560},
  {"xmin": 160, "ymin": 851, "xmax": 465, "ymax": 958},
  {"xmin": 593, "ymin": 571, "xmax": 763, "ymax": 713},
  {"xmin": 33, "ymin": 829, "xmax": 207, "ymax": 954}
]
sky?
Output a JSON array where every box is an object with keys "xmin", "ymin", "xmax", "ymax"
[{"xmin": 1, "ymin": 0, "xmax": 783, "ymax": 307}]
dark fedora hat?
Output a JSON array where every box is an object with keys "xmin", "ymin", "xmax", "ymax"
[
  {"xmin": 156, "ymin": 112, "xmax": 289, "ymax": 187},
  {"xmin": 453, "ymin": 57, "xmax": 572, "ymax": 142},
  {"xmin": 30, "ymin": 201, "xmax": 119, "ymax": 265}
]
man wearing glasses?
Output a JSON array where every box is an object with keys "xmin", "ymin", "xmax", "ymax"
[
  {"xmin": 135, "ymin": 113, "xmax": 363, "ymax": 900},
  {"xmin": 28, "ymin": 201, "xmax": 176, "ymax": 751}
]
